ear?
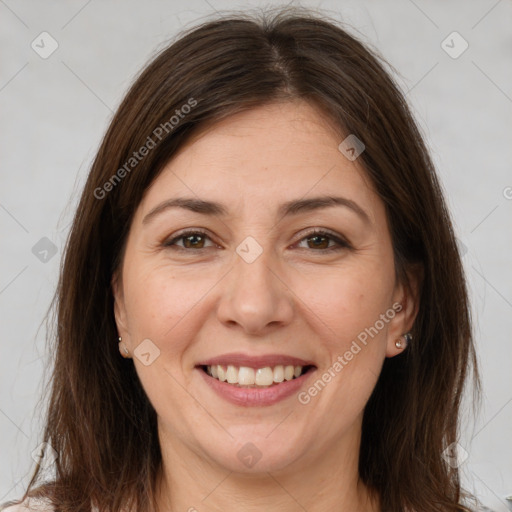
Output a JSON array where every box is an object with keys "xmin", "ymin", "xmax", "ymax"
[
  {"xmin": 385, "ymin": 263, "xmax": 423, "ymax": 357},
  {"xmin": 112, "ymin": 270, "xmax": 130, "ymax": 346}
]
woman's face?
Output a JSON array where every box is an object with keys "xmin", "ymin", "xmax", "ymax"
[{"xmin": 113, "ymin": 100, "xmax": 416, "ymax": 474}]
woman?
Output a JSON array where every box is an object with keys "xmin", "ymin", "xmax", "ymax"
[{"xmin": 2, "ymin": 7, "xmax": 481, "ymax": 512}]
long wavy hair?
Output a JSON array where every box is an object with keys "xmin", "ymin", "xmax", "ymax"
[{"xmin": 3, "ymin": 7, "xmax": 480, "ymax": 512}]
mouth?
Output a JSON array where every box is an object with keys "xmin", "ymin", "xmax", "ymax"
[
  {"xmin": 199, "ymin": 364, "xmax": 316, "ymax": 388},
  {"xmin": 195, "ymin": 353, "xmax": 318, "ymax": 406}
]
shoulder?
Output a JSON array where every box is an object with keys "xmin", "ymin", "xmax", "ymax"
[
  {"xmin": 0, "ymin": 497, "xmax": 55, "ymax": 512},
  {"xmin": 461, "ymin": 502, "xmax": 498, "ymax": 512},
  {"xmin": 0, "ymin": 497, "xmax": 102, "ymax": 512}
]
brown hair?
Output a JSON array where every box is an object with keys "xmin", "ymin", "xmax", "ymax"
[{"xmin": 4, "ymin": 6, "xmax": 480, "ymax": 512}]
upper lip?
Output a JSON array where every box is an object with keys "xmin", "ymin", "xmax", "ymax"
[{"xmin": 196, "ymin": 353, "xmax": 316, "ymax": 368}]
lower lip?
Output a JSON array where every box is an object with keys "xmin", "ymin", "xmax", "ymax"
[{"xmin": 197, "ymin": 367, "xmax": 316, "ymax": 407}]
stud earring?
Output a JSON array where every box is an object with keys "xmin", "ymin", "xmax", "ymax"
[
  {"xmin": 118, "ymin": 336, "xmax": 129, "ymax": 357},
  {"xmin": 395, "ymin": 332, "xmax": 412, "ymax": 349}
]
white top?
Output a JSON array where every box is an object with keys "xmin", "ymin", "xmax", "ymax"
[
  {"xmin": 1, "ymin": 495, "xmax": 496, "ymax": 511},
  {"xmin": 0, "ymin": 497, "xmax": 54, "ymax": 511},
  {"xmin": 0, "ymin": 497, "xmax": 100, "ymax": 512}
]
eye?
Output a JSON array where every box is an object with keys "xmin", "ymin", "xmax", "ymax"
[
  {"xmin": 163, "ymin": 229, "xmax": 215, "ymax": 250},
  {"xmin": 295, "ymin": 229, "xmax": 351, "ymax": 252},
  {"xmin": 163, "ymin": 228, "xmax": 350, "ymax": 253}
]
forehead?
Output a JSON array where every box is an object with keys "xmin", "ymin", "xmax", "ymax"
[
  {"xmin": 172, "ymin": 100, "xmax": 347, "ymax": 172},
  {"xmin": 137, "ymin": 100, "xmax": 380, "ymax": 223}
]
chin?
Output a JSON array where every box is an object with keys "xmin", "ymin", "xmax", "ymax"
[{"xmin": 196, "ymin": 430, "xmax": 308, "ymax": 474}]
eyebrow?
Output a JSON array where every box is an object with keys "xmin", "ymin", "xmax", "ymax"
[{"xmin": 142, "ymin": 195, "xmax": 371, "ymax": 225}]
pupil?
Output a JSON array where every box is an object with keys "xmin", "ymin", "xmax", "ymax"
[
  {"xmin": 309, "ymin": 235, "xmax": 328, "ymax": 249},
  {"xmin": 185, "ymin": 234, "xmax": 203, "ymax": 248}
]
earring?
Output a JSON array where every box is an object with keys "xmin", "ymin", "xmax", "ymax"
[
  {"xmin": 118, "ymin": 336, "xmax": 129, "ymax": 357},
  {"xmin": 395, "ymin": 332, "xmax": 412, "ymax": 349}
]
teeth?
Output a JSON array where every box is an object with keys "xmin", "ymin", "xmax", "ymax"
[
  {"xmin": 238, "ymin": 366, "xmax": 255, "ymax": 385},
  {"xmin": 226, "ymin": 365, "xmax": 238, "ymax": 384},
  {"xmin": 284, "ymin": 365, "xmax": 294, "ymax": 381},
  {"xmin": 273, "ymin": 365, "xmax": 284, "ymax": 383},
  {"xmin": 205, "ymin": 364, "xmax": 306, "ymax": 387},
  {"xmin": 217, "ymin": 365, "xmax": 227, "ymax": 382},
  {"xmin": 255, "ymin": 367, "xmax": 273, "ymax": 386}
]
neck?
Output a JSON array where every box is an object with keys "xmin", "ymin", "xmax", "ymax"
[{"xmin": 154, "ymin": 421, "xmax": 380, "ymax": 512}]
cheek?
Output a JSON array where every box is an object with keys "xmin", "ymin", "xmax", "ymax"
[
  {"xmin": 121, "ymin": 263, "xmax": 210, "ymax": 412},
  {"xmin": 292, "ymin": 259, "xmax": 394, "ymax": 350},
  {"xmin": 122, "ymin": 260, "xmax": 220, "ymax": 354},
  {"xmin": 292, "ymin": 268, "xmax": 391, "ymax": 424}
]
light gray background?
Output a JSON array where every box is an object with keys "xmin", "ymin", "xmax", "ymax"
[{"xmin": 1, "ymin": 0, "xmax": 511, "ymax": 510}]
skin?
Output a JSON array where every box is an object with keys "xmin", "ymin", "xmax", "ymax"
[{"xmin": 112, "ymin": 100, "xmax": 420, "ymax": 512}]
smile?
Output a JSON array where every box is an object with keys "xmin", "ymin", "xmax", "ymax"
[{"xmin": 202, "ymin": 364, "xmax": 313, "ymax": 387}]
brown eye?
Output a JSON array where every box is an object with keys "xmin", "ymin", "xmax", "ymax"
[
  {"xmin": 164, "ymin": 230, "xmax": 214, "ymax": 250},
  {"xmin": 306, "ymin": 234, "xmax": 330, "ymax": 249},
  {"xmin": 182, "ymin": 233, "xmax": 206, "ymax": 249},
  {"xmin": 296, "ymin": 229, "xmax": 350, "ymax": 252}
]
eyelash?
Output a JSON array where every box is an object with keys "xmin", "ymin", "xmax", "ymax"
[{"xmin": 163, "ymin": 228, "xmax": 351, "ymax": 253}]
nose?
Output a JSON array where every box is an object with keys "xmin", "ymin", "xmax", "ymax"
[{"xmin": 216, "ymin": 244, "xmax": 294, "ymax": 335}]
